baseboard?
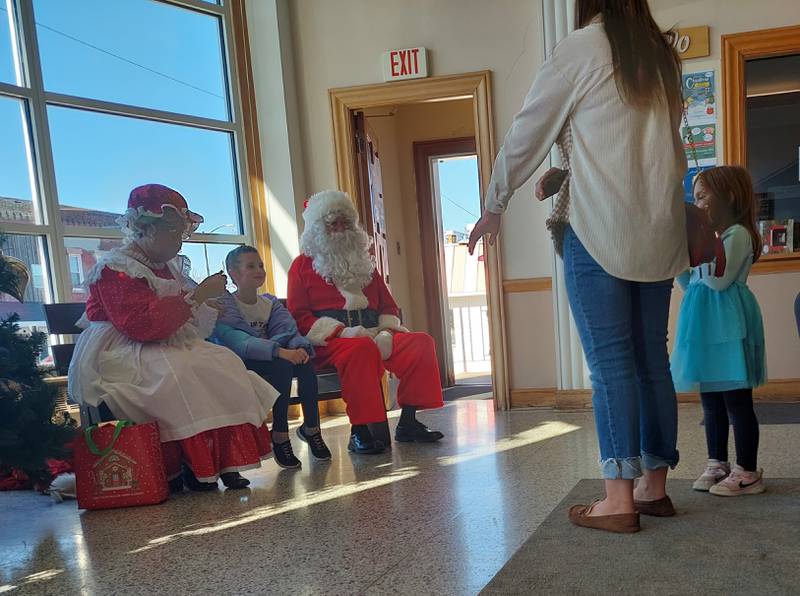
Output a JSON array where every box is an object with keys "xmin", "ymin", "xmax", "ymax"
[
  {"xmin": 510, "ymin": 388, "xmax": 590, "ymax": 410},
  {"xmin": 511, "ymin": 379, "xmax": 800, "ymax": 410},
  {"xmin": 678, "ymin": 379, "xmax": 800, "ymax": 403},
  {"xmin": 509, "ymin": 389, "xmax": 557, "ymax": 408}
]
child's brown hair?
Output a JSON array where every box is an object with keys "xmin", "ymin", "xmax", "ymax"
[{"xmin": 694, "ymin": 166, "xmax": 762, "ymax": 263}]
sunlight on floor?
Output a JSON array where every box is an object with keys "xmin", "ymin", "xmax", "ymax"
[
  {"xmin": 437, "ymin": 421, "xmax": 581, "ymax": 467},
  {"xmin": 128, "ymin": 468, "xmax": 420, "ymax": 554},
  {"xmin": 0, "ymin": 568, "xmax": 64, "ymax": 593}
]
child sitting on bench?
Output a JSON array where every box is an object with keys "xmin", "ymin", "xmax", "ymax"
[{"xmin": 214, "ymin": 246, "xmax": 331, "ymax": 468}]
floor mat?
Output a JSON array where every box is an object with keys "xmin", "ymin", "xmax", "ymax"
[
  {"xmin": 443, "ymin": 384, "xmax": 493, "ymax": 401},
  {"xmin": 482, "ymin": 478, "xmax": 800, "ymax": 596}
]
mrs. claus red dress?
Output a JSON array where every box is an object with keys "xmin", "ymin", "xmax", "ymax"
[{"xmin": 68, "ymin": 248, "xmax": 278, "ymax": 482}]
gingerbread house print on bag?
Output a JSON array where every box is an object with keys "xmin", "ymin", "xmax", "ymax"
[{"xmin": 93, "ymin": 451, "xmax": 138, "ymax": 492}]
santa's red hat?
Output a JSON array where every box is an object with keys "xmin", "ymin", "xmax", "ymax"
[{"xmin": 302, "ymin": 190, "xmax": 359, "ymax": 228}]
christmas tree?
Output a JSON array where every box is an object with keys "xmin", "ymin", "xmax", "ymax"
[{"xmin": 0, "ymin": 237, "xmax": 76, "ymax": 487}]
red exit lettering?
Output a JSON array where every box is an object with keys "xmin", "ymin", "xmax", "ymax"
[{"xmin": 390, "ymin": 49, "xmax": 420, "ymax": 78}]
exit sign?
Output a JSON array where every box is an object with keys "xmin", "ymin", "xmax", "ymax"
[{"xmin": 382, "ymin": 47, "xmax": 428, "ymax": 82}]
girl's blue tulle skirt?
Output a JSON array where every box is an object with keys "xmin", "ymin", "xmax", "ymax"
[{"xmin": 672, "ymin": 282, "xmax": 766, "ymax": 393}]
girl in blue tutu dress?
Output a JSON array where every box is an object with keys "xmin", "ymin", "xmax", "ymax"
[{"xmin": 672, "ymin": 166, "xmax": 766, "ymax": 497}]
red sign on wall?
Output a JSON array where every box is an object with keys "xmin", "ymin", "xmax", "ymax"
[{"xmin": 382, "ymin": 47, "xmax": 428, "ymax": 82}]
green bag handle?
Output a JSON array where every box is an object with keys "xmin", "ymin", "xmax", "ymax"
[{"xmin": 84, "ymin": 420, "xmax": 135, "ymax": 461}]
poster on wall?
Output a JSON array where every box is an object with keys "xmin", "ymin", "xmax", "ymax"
[
  {"xmin": 682, "ymin": 123, "xmax": 717, "ymax": 165},
  {"xmin": 683, "ymin": 70, "xmax": 716, "ymax": 124},
  {"xmin": 682, "ymin": 69, "xmax": 718, "ymax": 201}
]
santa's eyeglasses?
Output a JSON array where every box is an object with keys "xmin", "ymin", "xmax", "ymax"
[{"xmin": 323, "ymin": 213, "xmax": 353, "ymax": 228}]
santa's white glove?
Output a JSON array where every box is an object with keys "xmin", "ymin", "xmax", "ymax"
[
  {"xmin": 339, "ymin": 325, "xmax": 377, "ymax": 339},
  {"xmin": 374, "ymin": 330, "xmax": 394, "ymax": 360}
]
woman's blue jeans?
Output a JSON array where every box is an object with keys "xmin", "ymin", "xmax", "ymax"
[{"xmin": 563, "ymin": 226, "xmax": 679, "ymax": 479}]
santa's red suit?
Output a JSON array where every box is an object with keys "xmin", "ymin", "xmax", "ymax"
[{"xmin": 288, "ymin": 248, "xmax": 444, "ymax": 427}]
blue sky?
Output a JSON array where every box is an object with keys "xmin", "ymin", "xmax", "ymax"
[
  {"xmin": 437, "ymin": 155, "xmax": 481, "ymax": 235},
  {"xmin": 1, "ymin": 0, "xmax": 481, "ymax": 252},
  {"xmin": 1, "ymin": 0, "xmax": 238, "ymax": 233}
]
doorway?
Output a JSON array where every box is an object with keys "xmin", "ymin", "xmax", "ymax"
[
  {"xmin": 413, "ymin": 138, "xmax": 492, "ymax": 398},
  {"xmin": 328, "ymin": 72, "xmax": 509, "ymax": 409}
]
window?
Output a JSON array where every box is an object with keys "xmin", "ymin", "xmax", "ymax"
[
  {"xmin": 34, "ymin": 0, "xmax": 229, "ymax": 120},
  {"xmin": 723, "ymin": 26, "xmax": 800, "ymax": 271},
  {"xmin": 0, "ymin": 233, "xmax": 51, "ymax": 334},
  {"xmin": 0, "ymin": 1, "xmax": 251, "ymax": 336},
  {"xmin": 67, "ymin": 253, "xmax": 83, "ymax": 288},
  {"xmin": 0, "ymin": 3, "xmax": 21, "ymax": 85},
  {"xmin": 746, "ymin": 55, "xmax": 800, "ymax": 258},
  {"xmin": 0, "ymin": 96, "xmax": 39, "ymax": 224}
]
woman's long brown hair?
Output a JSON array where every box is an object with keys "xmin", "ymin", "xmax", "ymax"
[
  {"xmin": 575, "ymin": 0, "xmax": 683, "ymax": 119},
  {"xmin": 695, "ymin": 166, "xmax": 763, "ymax": 263}
]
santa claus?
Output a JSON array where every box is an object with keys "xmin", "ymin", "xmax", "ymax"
[{"xmin": 288, "ymin": 190, "xmax": 444, "ymax": 454}]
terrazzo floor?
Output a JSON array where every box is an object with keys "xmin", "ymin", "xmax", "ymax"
[{"xmin": 2, "ymin": 400, "xmax": 799, "ymax": 595}]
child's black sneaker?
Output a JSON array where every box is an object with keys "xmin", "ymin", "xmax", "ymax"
[
  {"xmin": 272, "ymin": 439, "xmax": 302, "ymax": 469},
  {"xmin": 296, "ymin": 426, "xmax": 332, "ymax": 461}
]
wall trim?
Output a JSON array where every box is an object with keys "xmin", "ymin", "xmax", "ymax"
[
  {"xmin": 511, "ymin": 379, "xmax": 800, "ymax": 409},
  {"xmin": 722, "ymin": 24, "xmax": 800, "ymax": 277},
  {"xmin": 503, "ymin": 277, "xmax": 552, "ymax": 293},
  {"xmin": 751, "ymin": 257, "xmax": 800, "ymax": 275}
]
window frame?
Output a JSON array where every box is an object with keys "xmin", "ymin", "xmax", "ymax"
[
  {"xmin": 0, "ymin": 0, "xmax": 268, "ymax": 306},
  {"xmin": 722, "ymin": 24, "xmax": 800, "ymax": 274}
]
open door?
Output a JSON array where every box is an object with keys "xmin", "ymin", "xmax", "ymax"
[
  {"xmin": 414, "ymin": 137, "xmax": 488, "ymax": 389},
  {"xmin": 353, "ymin": 111, "xmax": 390, "ymax": 286}
]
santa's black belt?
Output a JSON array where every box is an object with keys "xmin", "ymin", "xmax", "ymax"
[{"xmin": 314, "ymin": 308, "xmax": 379, "ymax": 328}]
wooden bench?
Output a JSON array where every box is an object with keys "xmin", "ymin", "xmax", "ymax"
[{"xmin": 43, "ymin": 302, "xmax": 391, "ymax": 445}]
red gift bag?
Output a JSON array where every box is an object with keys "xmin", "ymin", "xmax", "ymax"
[{"xmin": 75, "ymin": 420, "xmax": 169, "ymax": 510}]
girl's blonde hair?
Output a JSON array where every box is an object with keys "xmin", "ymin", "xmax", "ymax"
[{"xmin": 694, "ymin": 166, "xmax": 763, "ymax": 263}]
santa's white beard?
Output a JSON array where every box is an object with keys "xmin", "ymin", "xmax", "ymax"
[{"xmin": 300, "ymin": 221, "xmax": 375, "ymax": 290}]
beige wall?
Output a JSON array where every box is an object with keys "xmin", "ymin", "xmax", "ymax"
[
  {"xmin": 283, "ymin": 0, "xmax": 558, "ymax": 391},
  {"xmin": 747, "ymin": 274, "xmax": 800, "ymax": 379},
  {"xmin": 506, "ymin": 291, "xmax": 558, "ymax": 389},
  {"xmin": 653, "ymin": 0, "xmax": 800, "ymax": 382},
  {"xmin": 250, "ymin": 0, "xmax": 797, "ymax": 397},
  {"xmin": 287, "ymin": 0, "xmax": 553, "ymax": 279},
  {"xmin": 651, "ymin": 0, "xmax": 800, "ymax": 59}
]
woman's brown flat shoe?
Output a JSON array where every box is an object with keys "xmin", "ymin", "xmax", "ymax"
[
  {"xmin": 634, "ymin": 495, "xmax": 676, "ymax": 517},
  {"xmin": 568, "ymin": 500, "xmax": 640, "ymax": 533}
]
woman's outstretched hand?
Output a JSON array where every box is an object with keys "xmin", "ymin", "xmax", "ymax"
[{"xmin": 467, "ymin": 211, "xmax": 502, "ymax": 255}]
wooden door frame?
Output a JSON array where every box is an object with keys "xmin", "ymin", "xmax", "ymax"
[
  {"xmin": 329, "ymin": 71, "xmax": 511, "ymax": 410},
  {"xmin": 413, "ymin": 137, "xmax": 477, "ymax": 388},
  {"xmin": 722, "ymin": 24, "xmax": 800, "ymax": 274}
]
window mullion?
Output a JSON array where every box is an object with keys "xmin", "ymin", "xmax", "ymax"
[
  {"xmin": 0, "ymin": 80, "xmax": 32, "ymax": 98},
  {"xmin": 0, "ymin": 221, "xmax": 52, "ymax": 235},
  {"xmin": 220, "ymin": 3, "xmax": 254, "ymax": 249},
  {"xmin": 15, "ymin": 0, "xmax": 70, "ymax": 304},
  {"xmin": 44, "ymin": 91, "xmax": 238, "ymax": 133}
]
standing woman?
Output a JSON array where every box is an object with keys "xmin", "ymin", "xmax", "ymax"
[{"xmin": 469, "ymin": 0, "xmax": 687, "ymax": 533}]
